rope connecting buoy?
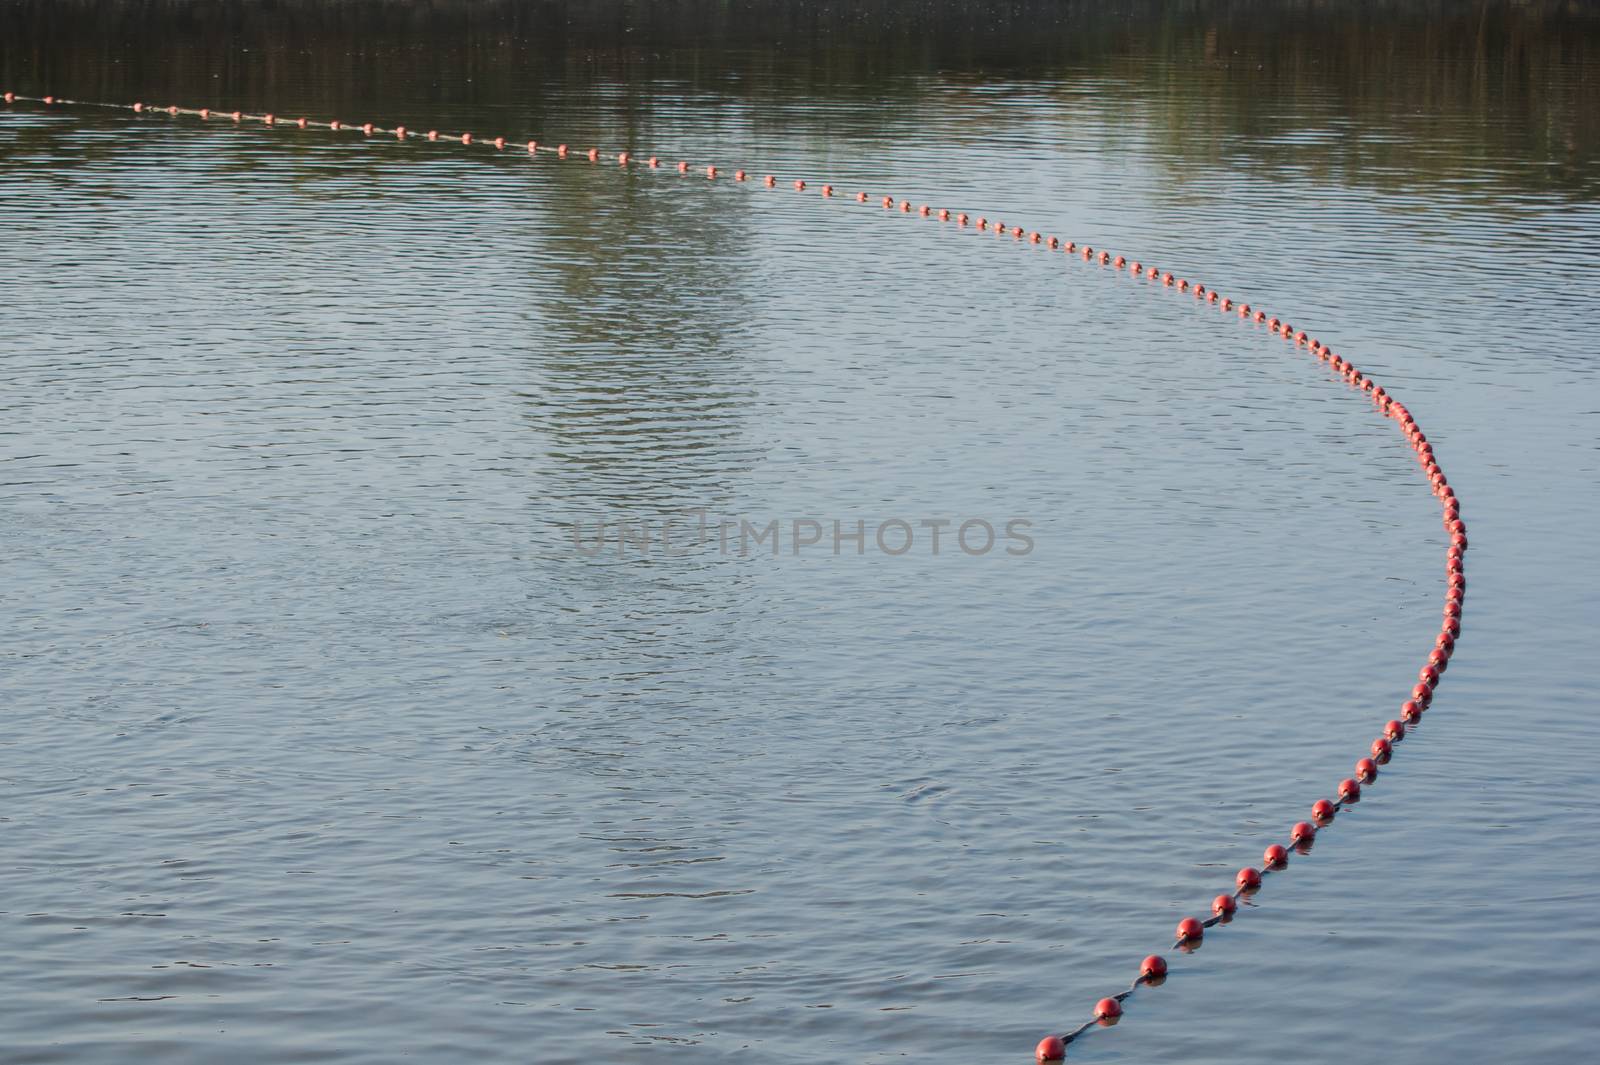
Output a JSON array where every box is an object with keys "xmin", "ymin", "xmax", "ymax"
[{"xmin": 0, "ymin": 92, "xmax": 1467, "ymax": 1062}]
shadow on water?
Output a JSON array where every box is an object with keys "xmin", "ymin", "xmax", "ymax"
[{"xmin": 2, "ymin": 0, "xmax": 1597, "ymax": 200}]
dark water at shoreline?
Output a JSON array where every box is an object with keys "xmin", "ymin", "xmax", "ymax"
[{"xmin": 3, "ymin": 3, "xmax": 1598, "ymax": 1063}]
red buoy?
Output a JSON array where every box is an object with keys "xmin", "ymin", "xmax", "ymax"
[
  {"xmin": 1036, "ymin": 1035, "xmax": 1066, "ymax": 1062},
  {"xmin": 1401, "ymin": 700, "xmax": 1422, "ymax": 722},
  {"xmin": 1356, "ymin": 757, "xmax": 1378, "ymax": 782},
  {"xmin": 1264, "ymin": 843, "xmax": 1288, "ymax": 867},
  {"xmin": 1385, "ymin": 720, "xmax": 1406, "ymax": 741},
  {"xmin": 1212, "ymin": 893, "xmax": 1237, "ymax": 917},
  {"xmin": 1312, "ymin": 799, "xmax": 1335, "ymax": 822},
  {"xmin": 1338, "ymin": 778, "xmax": 1361, "ymax": 802},
  {"xmin": 1372, "ymin": 737, "xmax": 1393, "ymax": 759},
  {"xmin": 1176, "ymin": 917, "xmax": 1204, "ymax": 942},
  {"xmin": 1095, "ymin": 997, "xmax": 1122, "ymax": 1022},
  {"xmin": 1291, "ymin": 821, "xmax": 1316, "ymax": 844},
  {"xmin": 1141, "ymin": 954, "xmax": 1168, "ymax": 979},
  {"xmin": 1237, "ymin": 867, "xmax": 1262, "ymax": 890}
]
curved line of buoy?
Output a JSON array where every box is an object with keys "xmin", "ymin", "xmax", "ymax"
[{"xmin": 2, "ymin": 90, "xmax": 1468, "ymax": 1061}]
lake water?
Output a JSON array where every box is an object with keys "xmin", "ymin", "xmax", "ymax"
[{"xmin": 2, "ymin": 2, "xmax": 1597, "ymax": 1063}]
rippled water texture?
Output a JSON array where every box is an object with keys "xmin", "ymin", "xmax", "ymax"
[{"xmin": 2, "ymin": 3, "xmax": 1598, "ymax": 1063}]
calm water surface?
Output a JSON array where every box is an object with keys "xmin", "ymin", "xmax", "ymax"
[{"xmin": 2, "ymin": 3, "xmax": 1598, "ymax": 1063}]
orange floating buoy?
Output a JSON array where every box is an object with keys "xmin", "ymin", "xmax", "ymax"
[
  {"xmin": 199, "ymin": 108, "xmax": 209, "ymax": 119},
  {"xmin": 583, "ymin": 146, "xmax": 596, "ymax": 161},
  {"xmin": 619, "ymin": 151, "xmax": 630, "ymax": 165},
  {"xmin": 1290, "ymin": 821, "xmax": 1316, "ymax": 845},
  {"xmin": 648, "ymin": 156, "xmax": 659, "ymax": 167},
  {"xmin": 363, "ymin": 122, "xmax": 375, "ymax": 136},
  {"xmin": 1356, "ymin": 757, "xmax": 1378, "ymax": 782},
  {"xmin": 1372, "ymin": 737, "xmax": 1393, "ymax": 759},
  {"xmin": 901, "ymin": 200, "xmax": 912, "ymax": 212},
  {"xmin": 263, "ymin": 113, "xmax": 275, "ymax": 125},
  {"xmin": 1176, "ymin": 917, "xmax": 1203, "ymax": 942},
  {"xmin": 426, "ymin": 129, "xmax": 438, "ymax": 140},
  {"xmin": 1311, "ymin": 799, "xmax": 1335, "ymax": 822},
  {"xmin": 705, "ymin": 164, "xmax": 717, "ymax": 178},
  {"xmin": 296, "ymin": 117, "xmax": 308, "ymax": 129},
  {"xmin": 884, "ymin": 196, "xmax": 895, "ymax": 208},
  {"xmin": 939, "ymin": 209, "xmax": 950, "ymax": 221},
  {"xmin": 395, "ymin": 125, "xmax": 407, "ymax": 139},
  {"xmin": 1162, "ymin": 272, "xmax": 1174, "ymax": 285},
  {"xmin": 1099, "ymin": 251, "xmax": 1110, "ymax": 264},
  {"xmin": 1222, "ymin": 298, "xmax": 1233, "ymax": 310},
  {"xmin": 677, "ymin": 160, "xmax": 688, "ymax": 173},
  {"xmin": 1264, "ymin": 843, "xmax": 1289, "ymax": 867},
  {"xmin": 957, "ymin": 213, "xmax": 969, "ymax": 225},
  {"xmin": 823, "ymin": 185, "xmax": 834, "ymax": 197},
  {"xmin": 1339, "ymin": 778, "xmax": 1362, "ymax": 802},
  {"xmin": 1141, "ymin": 954, "xmax": 1168, "ymax": 978},
  {"xmin": 43, "ymin": 95, "xmax": 54, "ymax": 104},
  {"xmin": 1212, "ymin": 894, "xmax": 1237, "ymax": 917},
  {"xmin": 1254, "ymin": 310, "xmax": 1267, "ymax": 323},
  {"xmin": 229, "ymin": 111, "xmax": 241, "ymax": 122},
  {"xmin": 494, "ymin": 137, "xmax": 506, "ymax": 150},
  {"xmin": 921, "ymin": 205, "xmax": 931, "ymax": 216},
  {"xmin": 460, "ymin": 131, "xmax": 472, "ymax": 144},
  {"xmin": 764, "ymin": 174, "xmax": 775, "ymax": 186},
  {"xmin": 1035, "ymin": 1035, "xmax": 1066, "ymax": 1062},
  {"xmin": 1094, "ymin": 998, "xmax": 1122, "ymax": 1022},
  {"xmin": 1029, "ymin": 231, "xmax": 1040, "ymax": 243},
  {"xmin": 1047, "ymin": 236, "xmax": 1059, "ymax": 248},
  {"xmin": 857, "ymin": 190, "xmax": 867, "ymax": 202},
  {"xmin": 1114, "ymin": 255, "xmax": 1126, "ymax": 268},
  {"xmin": 795, "ymin": 179, "xmax": 806, "ymax": 191},
  {"xmin": 1236, "ymin": 867, "xmax": 1262, "ymax": 890},
  {"xmin": 528, "ymin": 140, "xmax": 538, "ymax": 153},
  {"xmin": 734, "ymin": 169, "xmax": 745, "ymax": 180},
  {"xmin": 1082, "ymin": 247, "xmax": 1094, "ymax": 260},
  {"xmin": 131, "ymin": 101, "xmax": 143, "ymax": 112},
  {"xmin": 557, "ymin": 144, "xmax": 568, "ymax": 158}
]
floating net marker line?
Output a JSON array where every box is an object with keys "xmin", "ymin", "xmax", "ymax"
[{"xmin": 2, "ymin": 91, "xmax": 1468, "ymax": 1061}]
